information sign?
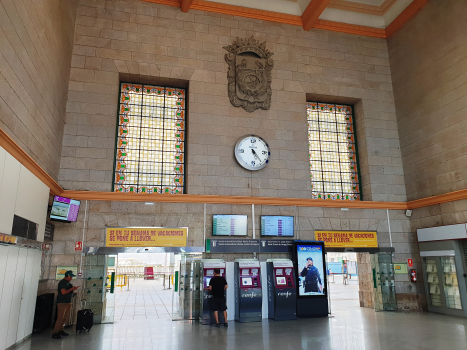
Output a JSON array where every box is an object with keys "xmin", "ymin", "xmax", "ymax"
[
  {"xmin": 315, "ymin": 230, "xmax": 378, "ymax": 248},
  {"xmin": 105, "ymin": 227, "xmax": 187, "ymax": 247}
]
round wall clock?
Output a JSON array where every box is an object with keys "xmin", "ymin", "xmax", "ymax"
[{"xmin": 234, "ymin": 135, "xmax": 270, "ymax": 171}]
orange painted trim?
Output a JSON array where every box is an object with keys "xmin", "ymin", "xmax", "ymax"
[
  {"xmin": 407, "ymin": 189, "xmax": 467, "ymax": 210},
  {"xmin": 140, "ymin": 0, "xmax": 387, "ymax": 37},
  {"xmin": 181, "ymin": 0, "xmax": 194, "ymax": 12},
  {"xmin": 62, "ymin": 190, "xmax": 408, "ymax": 209},
  {"xmin": 3, "ymin": 124, "xmax": 467, "ymax": 211},
  {"xmin": 0, "ymin": 128, "xmax": 63, "ymax": 195},
  {"xmin": 385, "ymin": 0, "xmax": 428, "ymax": 37},
  {"xmin": 302, "ymin": 0, "xmax": 332, "ymax": 31},
  {"xmin": 314, "ymin": 19, "xmax": 387, "ymax": 38}
]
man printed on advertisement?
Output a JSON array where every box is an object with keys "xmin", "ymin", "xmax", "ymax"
[{"xmin": 300, "ymin": 257, "xmax": 323, "ymax": 294}]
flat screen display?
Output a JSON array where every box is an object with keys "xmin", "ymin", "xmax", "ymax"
[
  {"xmin": 241, "ymin": 269, "xmax": 249, "ymax": 276},
  {"xmin": 276, "ymin": 277, "xmax": 286, "ymax": 285},
  {"xmin": 212, "ymin": 215, "xmax": 247, "ymax": 236},
  {"xmin": 242, "ymin": 277, "xmax": 252, "ymax": 286},
  {"xmin": 50, "ymin": 196, "xmax": 81, "ymax": 222},
  {"xmin": 295, "ymin": 243, "xmax": 326, "ymax": 297},
  {"xmin": 276, "ymin": 269, "xmax": 283, "ymax": 275},
  {"xmin": 261, "ymin": 216, "xmax": 294, "ymax": 236},
  {"xmin": 206, "ymin": 270, "xmax": 214, "ymax": 276}
]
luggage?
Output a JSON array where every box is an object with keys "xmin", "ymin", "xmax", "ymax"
[{"xmin": 76, "ymin": 299, "xmax": 93, "ymax": 333}]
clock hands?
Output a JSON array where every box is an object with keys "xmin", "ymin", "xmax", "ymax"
[{"xmin": 251, "ymin": 149, "xmax": 262, "ymax": 162}]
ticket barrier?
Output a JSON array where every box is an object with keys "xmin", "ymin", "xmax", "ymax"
[
  {"xmin": 200, "ymin": 259, "xmax": 226, "ymax": 325},
  {"xmin": 267, "ymin": 259, "xmax": 297, "ymax": 321},
  {"xmin": 234, "ymin": 259, "xmax": 262, "ymax": 322}
]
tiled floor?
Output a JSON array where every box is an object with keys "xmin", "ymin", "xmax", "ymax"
[
  {"xmin": 110, "ymin": 278, "xmax": 174, "ymax": 321},
  {"xmin": 13, "ymin": 276, "xmax": 467, "ymax": 350}
]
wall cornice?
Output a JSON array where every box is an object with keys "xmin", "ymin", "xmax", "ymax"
[{"xmin": 0, "ymin": 128, "xmax": 62, "ymax": 195}]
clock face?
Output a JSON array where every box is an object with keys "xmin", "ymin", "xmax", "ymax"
[{"xmin": 234, "ymin": 135, "xmax": 270, "ymax": 171}]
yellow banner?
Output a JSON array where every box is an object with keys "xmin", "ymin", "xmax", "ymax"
[
  {"xmin": 315, "ymin": 230, "xmax": 377, "ymax": 248},
  {"xmin": 106, "ymin": 227, "xmax": 187, "ymax": 247},
  {"xmin": 0, "ymin": 233, "xmax": 17, "ymax": 244}
]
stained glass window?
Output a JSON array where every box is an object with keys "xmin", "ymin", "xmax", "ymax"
[
  {"xmin": 307, "ymin": 102, "xmax": 361, "ymax": 200},
  {"xmin": 113, "ymin": 83, "xmax": 185, "ymax": 194}
]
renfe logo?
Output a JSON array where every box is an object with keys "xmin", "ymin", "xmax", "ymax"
[
  {"xmin": 277, "ymin": 291, "xmax": 292, "ymax": 298},
  {"xmin": 242, "ymin": 292, "xmax": 258, "ymax": 298}
]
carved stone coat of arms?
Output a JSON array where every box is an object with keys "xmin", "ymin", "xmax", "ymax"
[{"xmin": 223, "ymin": 37, "xmax": 274, "ymax": 113}]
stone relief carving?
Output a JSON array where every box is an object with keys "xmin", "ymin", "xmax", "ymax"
[{"xmin": 223, "ymin": 37, "xmax": 274, "ymax": 113}]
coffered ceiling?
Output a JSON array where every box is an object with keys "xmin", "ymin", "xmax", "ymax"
[{"xmin": 144, "ymin": 0, "xmax": 428, "ymax": 38}]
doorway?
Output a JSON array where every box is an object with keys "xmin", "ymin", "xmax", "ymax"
[
  {"xmin": 326, "ymin": 252, "xmax": 360, "ymax": 312},
  {"xmin": 104, "ymin": 252, "xmax": 178, "ymax": 322}
]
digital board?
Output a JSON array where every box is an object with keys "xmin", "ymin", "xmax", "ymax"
[
  {"xmin": 212, "ymin": 215, "xmax": 247, "ymax": 236},
  {"xmin": 261, "ymin": 216, "xmax": 294, "ymax": 236}
]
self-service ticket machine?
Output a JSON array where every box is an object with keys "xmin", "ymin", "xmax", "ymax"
[
  {"xmin": 266, "ymin": 259, "xmax": 297, "ymax": 321},
  {"xmin": 200, "ymin": 259, "xmax": 226, "ymax": 325},
  {"xmin": 234, "ymin": 259, "xmax": 262, "ymax": 322}
]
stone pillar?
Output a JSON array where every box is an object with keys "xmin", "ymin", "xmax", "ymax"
[{"xmin": 357, "ymin": 253, "xmax": 374, "ymax": 308}]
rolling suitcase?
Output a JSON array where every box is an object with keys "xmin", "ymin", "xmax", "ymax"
[{"xmin": 76, "ymin": 299, "xmax": 93, "ymax": 333}]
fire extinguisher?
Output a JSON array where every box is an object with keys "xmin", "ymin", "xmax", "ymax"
[{"xmin": 410, "ymin": 269, "xmax": 417, "ymax": 282}]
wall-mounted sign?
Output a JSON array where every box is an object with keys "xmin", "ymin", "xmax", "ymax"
[
  {"xmin": 0, "ymin": 233, "xmax": 17, "ymax": 244},
  {"xmin": 259, "ymin": 239, "xmax": 293, "ymax": 253},
  {"xmin": 42, "ymin": 243, "xmax": 50, "ymax": 250},
  {"xmin": 315, "ymin": 230, "xmax": 378, "ymax": 248},
  {"xmin": 206, "ymin": 239, "xmax": 294, "ymax": 253},
  {"xmin": 75, "ymin": 241, "xmax": 83, "ymax": 251},
  {"xmin": 408, "ymin": 258, "xmax": 413, "ymax": 267},
  {"xmin": 44, "ymin": 222, "xmax": 55, "ymax": 242},
  {"xmin": 394, "ymin": 263, "xmax": 408, "ymax": 274},
  {"xmin": 105, "ymin": 227, "xmax": 188, "ymax": 247},
  {"xmin": 56, "ymin": 266, "xmax": 78, "ymax": 280},
  {"xmin": 206, "ymin": 239, "xmax": 259, "ymax": 253}
]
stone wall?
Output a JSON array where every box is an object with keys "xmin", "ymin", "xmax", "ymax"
[
  {"xmin": 357, "ymin": 252, "xmax": 374, "ymax": 308},
  {"xmin": 61, "ymin": 0, "xmax": 406, "ymax": 202},
  {"xmin": 40, "ymin": 200, "xmax": 423, "ymax": 310},
  {"xmin": 0, "ymin": 0, "xmax": 78, "ymax": 179},
  {"xmin": 388, "ymin": 0, "xmax": 467, "ymax": 201}
]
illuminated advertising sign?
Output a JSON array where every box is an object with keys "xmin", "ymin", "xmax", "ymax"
[{"xmin": 293, "ymin": 241, "xmax": 327, "ymax": 298}]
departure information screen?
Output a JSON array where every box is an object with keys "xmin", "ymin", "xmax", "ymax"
[
  {"xmin": 212, "ymin": 215, "xmax": 247, "ymax": 236},
  {"xmin": 261, "ymin": 216, "xmax": 294, "ymax": 236}
]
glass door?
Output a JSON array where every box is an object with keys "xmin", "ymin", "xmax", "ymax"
[
  {"xmin": 424, "ymin": 256, "xmax": 463, "ymax": 310},
  {"xmin": 425, "ymin": 258, "xmax": 442, "ymax": 307},
  {"xmin": 441, "ymin": 257, "xmax": 462, "ymax": 309},
  {"xmin": 83, "ymin": 255, "xmax": 112, "ymax": 324},
  {"xmin": 172, "ymin": 253, "xmax": 202, "ymax": 321},
  {"xmin": 373, "ymin": 253, "xmax": 397, "ymax": 311},
  {"xmin": 102, "ymin": 255, "xmax": 116, "ymax": 323}
]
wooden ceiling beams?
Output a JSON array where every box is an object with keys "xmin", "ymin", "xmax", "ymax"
[
  {"xmin": 180, "ymin": 0, "xmax": 194, "ymax": 12},
  {"xmin": 301, "ymin": 0, "xmax": 333, "ymax": 31}
]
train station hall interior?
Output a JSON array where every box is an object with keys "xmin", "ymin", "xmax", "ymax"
[{"xmin": 1, "ymin": 0, "xmax": 467, "ymax": 349}]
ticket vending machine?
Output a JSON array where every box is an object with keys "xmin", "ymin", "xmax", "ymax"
[
  {"xmin": 234, "ymin": 259, "xmax": 262, "ymax": 322},
  {"xmin": 200, "ymin": 259, "xmax": 226, "ymax": 325},
  {"xmin": 266, "ymin": 259, "xmax": 297, "ymax": 321}
]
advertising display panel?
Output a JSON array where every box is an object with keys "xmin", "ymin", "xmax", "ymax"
[
  {"xmin": 293, "ymin": 241, "xmax": 327, "ymax": 298},
  {"xmin": 50, "ymin": 196, "xmax": 81, "ymax": 222},
  {"xmin": 213, "ymin": 215, "xmax": 247, "ymax": 236}
]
